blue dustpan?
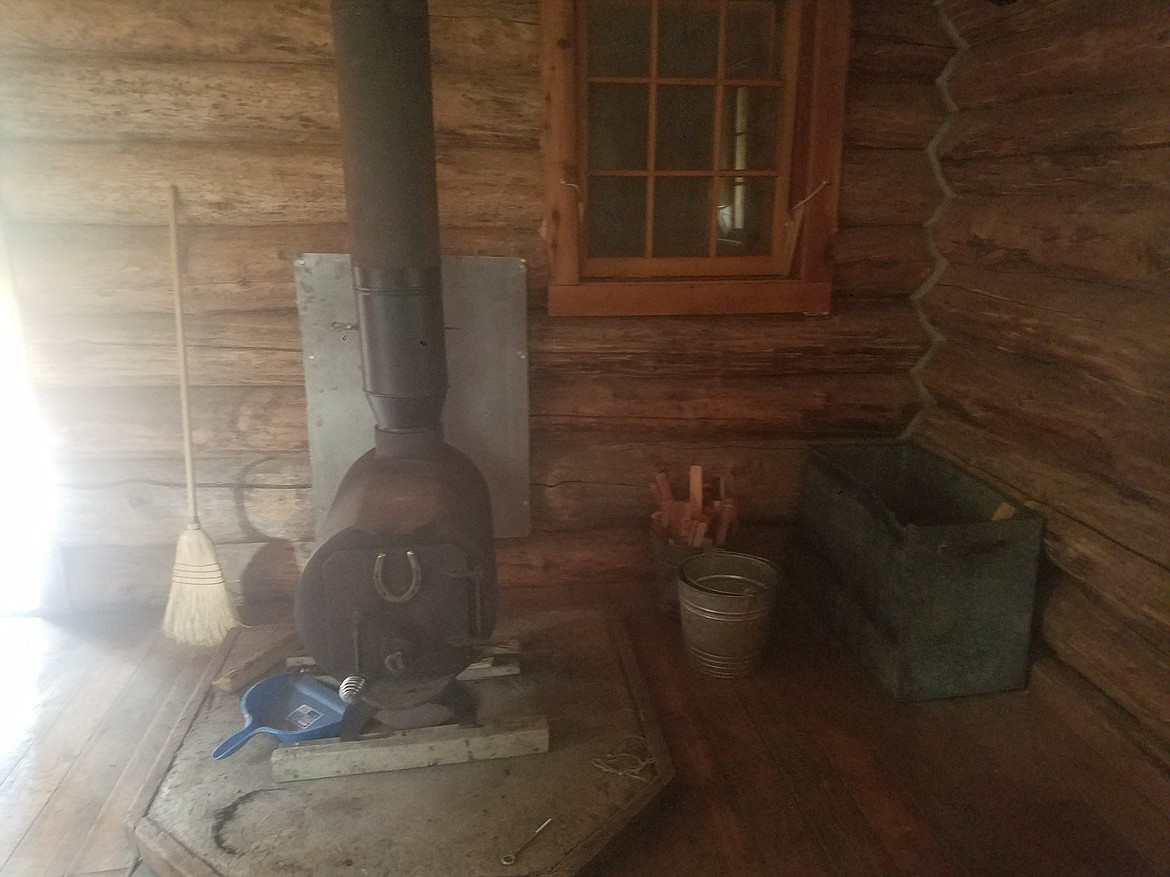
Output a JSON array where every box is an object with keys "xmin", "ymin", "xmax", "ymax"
[{"xmin": 212, "ymin": 672, "xmax": 345, "ymax": 759}]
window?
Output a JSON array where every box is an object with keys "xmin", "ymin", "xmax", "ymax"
[{"xmin": 543, "ymin": 0, "xmax": 850, "ymax": 316}]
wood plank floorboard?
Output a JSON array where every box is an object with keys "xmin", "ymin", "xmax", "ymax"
[
  {"xmin": 0, "ymin": 618, "xmax": 104, "ymax": 787},
  {"xmin": 66, "ymin": 641, "xmax": 214, "ymax": 876},
  {"xmin": 0, "ymin": 613, "xmax": 158, "ymax": 875},
  {"xmin": 0, "ymin": 583, "xmax": 1166, "ymax": 877}
]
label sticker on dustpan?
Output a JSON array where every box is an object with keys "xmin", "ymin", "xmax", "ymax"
[{"xmin": 287, "ymin": 704, "xmax": 324, "ymax": 729}]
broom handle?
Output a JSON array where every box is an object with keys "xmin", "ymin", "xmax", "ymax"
[{"xmin": 167, "ymin": 185, "xmax": 199, "ymax": 524}]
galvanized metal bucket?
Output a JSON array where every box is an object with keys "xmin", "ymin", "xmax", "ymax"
[{"xmin": 677, "ymin": 552, "xmax": 779, "ymax": 678}]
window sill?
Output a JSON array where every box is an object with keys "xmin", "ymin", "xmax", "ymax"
[{"xmin": 547, "ymin": 278, "xmax": 832, "ymax": 317}]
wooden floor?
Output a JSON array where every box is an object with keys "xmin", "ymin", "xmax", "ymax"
[{"xmin": 3, "ymin": 583, "xmax": 1170, "ymax": 877}]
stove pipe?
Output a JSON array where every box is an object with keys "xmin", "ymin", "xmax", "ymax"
[
  {"xmin": 294, "ymin": 0, "xmax": 497, "ymax": 705},
  {"xmin": 332, "ymin": 0, "xmax": 446, "ymax": 433}
]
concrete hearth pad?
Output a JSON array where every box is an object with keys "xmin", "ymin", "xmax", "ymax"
[{"xmin": 131, "ymin": 611, "xmax": 672, "ymax": 876}]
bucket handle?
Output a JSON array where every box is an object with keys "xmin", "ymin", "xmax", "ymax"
[{"xmin": 722, "ymin": 585, "xmax": 767, "ymax": 614}]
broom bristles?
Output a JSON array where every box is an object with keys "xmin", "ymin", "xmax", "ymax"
[{"xmin": 163, "ymin": 524, "xmax": 240, "ymax": 647}]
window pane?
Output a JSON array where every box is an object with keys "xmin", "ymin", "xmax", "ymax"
[
  {"xmin": 716, "ymin": 177, "xmax": 774, "ymax": 256},
  {"xmin": 588, "ymin": 84, "xmax": 649, "ymax": 170},
  {"xmin": 588, "ymin": 0, "xmax": 652, "ymax": 77},
  {"xmin": 726, "ymin": 2, "xmax": 777, "ymax": 79},
  {"xmin": 656, "ymin": 85, "xmax": 714, "ymax": 171},
  {"xmin": 719, "ymin": 86, "xmax": 780, "ymax": 171},
  {"xmin": 658, "ymin": 1, "xmax": 719, "ymax": 78},
  {"xmin": 588, "ymin": 176, "xmax": 647, "ymax": 257},
  {"xmin": 654, "ymin": 177, "xmax": 712, "ymax": 257}
]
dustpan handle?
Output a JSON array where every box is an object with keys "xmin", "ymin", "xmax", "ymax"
[
  {"xmin": 212, "ymin": 724, "xmax": 260, "ymax": 760},
  {"xmin": 168, "ymin": 185, "xmax": 198, "ymax": 525}
]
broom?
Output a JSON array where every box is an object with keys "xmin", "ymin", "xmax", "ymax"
[{"xmin": 162, "ymin": 185, "xmax": 240, "ymax": 646}]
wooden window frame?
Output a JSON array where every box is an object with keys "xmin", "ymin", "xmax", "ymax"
[{"xmin": 543, "ymin": 0, "xmax": 850, "ymax": 317}]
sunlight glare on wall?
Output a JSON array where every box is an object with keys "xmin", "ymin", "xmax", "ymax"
[{"xmin": 0, "ymin": 228, "xmax": 57, "ymax": 616}]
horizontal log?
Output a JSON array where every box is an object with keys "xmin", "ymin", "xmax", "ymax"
[
  {"xmin": 0, "ymin": 0, "xmax": 539, "ymax": 68},
  {"xmin": 58, "ymin": 540, "xmax": 314, "ymax": 609},
  {"xmin": 926, "ymin": 267, "xmax": 1170, "ymax": 399},
  {"xmin": 844, "ymin": 78, "xmax": 947, "ymax": 150},
  {"xmin": 916, "ymin": 412, "xmax": 1170, "ymax": 639},
  {"xmin": 849, "ymin": 34, "xmax": 952, "ymax": 82},
  {"xmin": 529, "ymin": 300, "xmax": 929, "ymax": 378},
  {"xmin": 934, "ymin": 265, "xmax": 1170, "ymax": 332},
  {"xmin": 0, "ymin": 141, "xmax": 542, "ymax": 229},
  {"xmin": 937, "ymin": 0, "xmax": 1048, "ymax": 44},
  {"xmin": 25, "ymin": 310, "xmax": 306, "ymax": 388},
  {"xmin": 497, "ymin": 527, "xmax": 649, "ymax": 589},
  {"xmin": 530, "ymin": 437, "xmax": 809, "ymax": 530},
  {"xmin": 940, "ymin": 89, "xmax": 1170, "ymax": 161},
  {"xmin": 40, "ymin": 386, "xmax": 309, "ymax": 458},
  {"xmin": 53, "ymin": 455, "xmax": 313, "ymax": 546},
  {"xmin": 530, "ymin": 373, "xmax": 919, "ymax": 441},
  {"xmin": 9, "ymin": 222, "xmax": 348, "ymax": 314},
  {"xmin": 0, "ymin": 55, "xmax": 541, "ymax": 149},
  {"xmin": 1042, "ymin": 581, "xmax": 1170, "ymax": 754},
  {"xmin": 935, "ymin": 194, "xmax": 1170, "ymax": 290},
  {"xmin": 944, "ymin": 145, "xmax": 1170, "ymax": 198},
  {"xmin": 56, "ymin": 454, "xmax": 312, "ymax": 488},
  {"xmin": 28, "ymin": 342, "xmax": 304, "ymax": 389},
  {"xmin": 8, "ymin": 222, "xmax": 547, "ymax": 314},
  {"xmin": 22, "ymin": 309, "xmax": 302, "ymax": 350},
  {"xmin": 839, "ymin": 148, "xmax": 941, "ymax": 227},
  {"xmin": 832, "ymin": 225, "xmax": 935, "ymax": 298},
  {"xmin": 922, "ymin": 342, "xmax": 1170, "ymax": 504},
  {"xmin": 851, "ymin": 0, "xmax": 953, "ymax": 47},
  {"xmin": 948, "ymin": 0, "xmax": 1170, "ymax": 108}
]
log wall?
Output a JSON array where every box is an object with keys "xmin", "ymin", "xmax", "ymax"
[
  {"xmin": 922, "ymin": 0, "xmax": 1170, "ymax": 765},
  {"xmin": 0, "ymin": 0, "xmax": 946, "ymax": 610}
]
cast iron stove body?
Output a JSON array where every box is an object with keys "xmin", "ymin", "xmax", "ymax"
[{"xmin": 294, "ymin": 0, "xmax": 497, "ymax": 719}]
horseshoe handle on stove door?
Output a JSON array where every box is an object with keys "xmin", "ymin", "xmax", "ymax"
[{"xmin": 372, "ymin": 549, "xmax": 422, "ymax": 603}]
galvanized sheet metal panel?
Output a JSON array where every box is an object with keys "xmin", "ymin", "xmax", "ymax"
[{"xmin": 294, "ymin": 253, "xmax": 529, "ymax": 539}]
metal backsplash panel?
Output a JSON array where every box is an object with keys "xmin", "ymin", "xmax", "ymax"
[{"xmin": 294, "ymin": 254, "xmax": 529, "ymax": 539}]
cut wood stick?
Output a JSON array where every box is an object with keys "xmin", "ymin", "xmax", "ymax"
[
  {"xmin": 714, "ymin": 502, "xmax": 734, "ymax": 547},
  {"xmin": 691, "ymin": 520, "xmax": 708, "ymax": 548},
  {"xmin": 655, "ymin": 472, "xmax": 674, "ymax": 505},
  {"xmin": 456, "ymin": 656, "xmax": 521, "ymax": 681},
  {"xmin": 991, "ymin": 501, "xmax": 1017, "ymax": 521},
  {"xmin": 675, "ymin": 504, "xmax": 694, "ymax": 545},
  {"xmin": 212, "ymin": 631, "xmax": 298, "ymax": 693},
  {"xmin": 689, "ymin": 465, "xmax": 703, "ymax": 514}
]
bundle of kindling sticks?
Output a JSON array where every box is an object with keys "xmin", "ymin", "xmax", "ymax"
[{"xmin": 649, "ymin": 465, "xmax": 738, "ymax": 549}]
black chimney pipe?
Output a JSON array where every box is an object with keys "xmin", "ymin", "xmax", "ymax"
[{"xmin": 332, "ymin": 0, "xmax": 446, "ymax": 434}]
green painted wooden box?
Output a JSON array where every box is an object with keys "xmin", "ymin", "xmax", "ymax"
[{"xmin": 794, "ymin": 442, "xmax": 1044, "ymax": 701}]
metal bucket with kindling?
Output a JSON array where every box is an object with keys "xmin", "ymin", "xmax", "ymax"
[{"xmin": 677, "ymin": 552, "xmax": 779, "ymax": 678}]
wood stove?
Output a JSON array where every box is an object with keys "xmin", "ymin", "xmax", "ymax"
[{"xmin": 294, "ymin": 0, "xmax": 497, "ymax": 715}]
